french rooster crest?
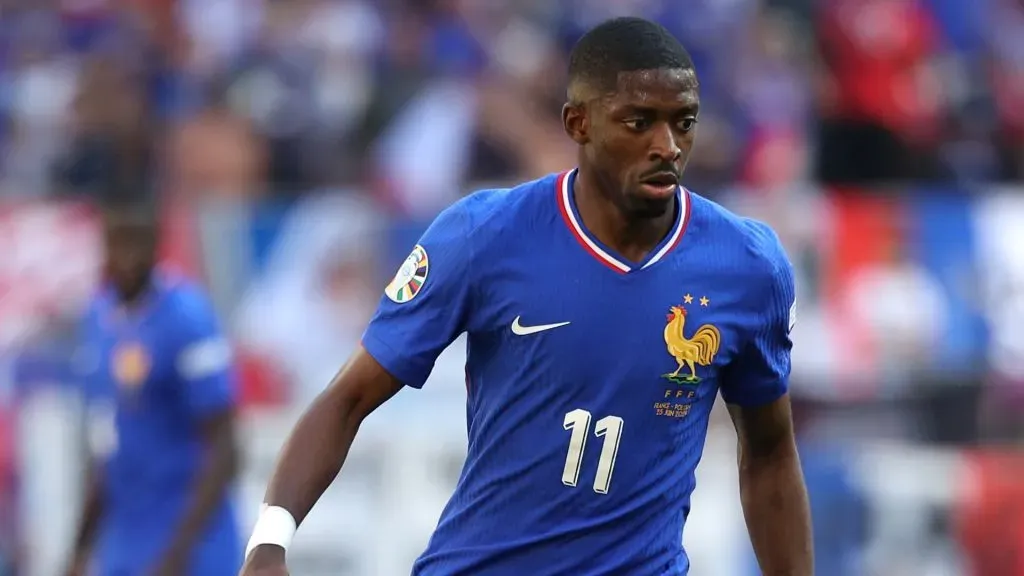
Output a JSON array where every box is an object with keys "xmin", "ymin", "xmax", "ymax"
[{"xmin": 662, "ymin": 305, "xmax": 720, "ymax": 384}]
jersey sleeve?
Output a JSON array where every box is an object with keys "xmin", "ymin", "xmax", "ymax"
[
  {"xmin": 174, "ymin": 289, "xmax": 237, "ymax": 418},
  {"xmin": 361, "ymin": 202, "xmax": 476, "ymax": 389},
  {"xmin": 71, "ymin": 312, "xmax": 103, "ymax": 403},
  {"xmin": 719, "ymin": 228, "xmax": 796, "ymax": 407}
]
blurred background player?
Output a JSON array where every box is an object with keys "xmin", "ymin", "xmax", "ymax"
[
  {"xmin": 242, "ymin": 17, "xmax": 810, "ymax": 576},
  {"xmin": 66, "ymin": 200, "xmax": 242, "ymax": 575}
]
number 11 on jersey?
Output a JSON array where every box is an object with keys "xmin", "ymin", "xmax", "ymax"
[{"xmin": 561, "ymin": 408, "xmax": 624, "ymax": 494}]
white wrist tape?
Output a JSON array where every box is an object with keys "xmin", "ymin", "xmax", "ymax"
[{"xmin": 245, "ymin": 504, "xmax": 297, "ymax": 558}]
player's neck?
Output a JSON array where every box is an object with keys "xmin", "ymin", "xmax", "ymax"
[
  {"xmin": 115, "ymin": 274, "xmax": 155, "ymax": 312},
  {"xmin": 573, "ymin": 168, "xmax": 677, "ymax": 264}
]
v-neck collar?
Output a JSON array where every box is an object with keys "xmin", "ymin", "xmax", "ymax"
[{"xmin": 556, "ymin": 168, "xmax": 691, "ymax": 274}]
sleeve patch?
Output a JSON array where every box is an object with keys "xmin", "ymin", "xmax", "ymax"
[
  {"xmin": 385, "ymin": 244, "xmax": 430, "ymax": 304},
  {"xmin": 177, "ymin": 337, "xmax": 232, "ymax": 381}
]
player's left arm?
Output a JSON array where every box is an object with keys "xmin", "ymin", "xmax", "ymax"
[
  {"xmin": 157, "ymin": 290, "xmax": 240, "ymax": 573},
  {"xmin": 726, "ymin": 397, "xmax": 811, "ymax": 575},
  {"xmin": 720, "ymin": 227, "xmax": 812, "ymax": 576}
]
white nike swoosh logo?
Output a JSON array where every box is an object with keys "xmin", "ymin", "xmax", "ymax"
[{"xmin": 511, "ymin": 316, "xmax": 571, "ymax": 336}]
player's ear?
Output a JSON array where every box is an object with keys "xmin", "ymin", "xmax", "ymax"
[{"xmin": 562, "ymin": 102, "xmax": 589, "ymax": 145}]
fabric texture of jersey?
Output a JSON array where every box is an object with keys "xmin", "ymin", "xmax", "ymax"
[
  {"xmin": 362, "ymin": 170, "xmax": 795, "ymax": 576},
  {"xmin": 77, "ymin": 270, "xmax": 241, "ymax": 575}
]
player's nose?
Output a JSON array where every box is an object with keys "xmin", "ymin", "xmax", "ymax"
[{"xmin": 647, "ymin": 122, "xmax": 681, "ymax": 164}]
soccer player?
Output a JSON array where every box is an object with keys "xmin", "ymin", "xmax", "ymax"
[
  {"xmin": 242, "ymin": 17, "xmax": 812, "ymax": 576},
  {"xmin": 67, "ymin": 201, "xmax": 242, "ymax": 576}
]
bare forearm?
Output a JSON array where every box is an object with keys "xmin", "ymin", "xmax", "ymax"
[
  {"xmin": 167, "ymin": 426, "xmax": 239, "ymax": 554},
  {"xmin": 245, "ymin": 348, "xmax": 402, "ymax": 569},
  {"xmin": 72, "ymin": 466, "xmax": 104, "ymax": 556},
  {"xmin": 739, "ymin": 449, "xmax": 813, "ymax": 576},
  {"xmin": 263, "ymin": 388, "xmax": 362, "ymax": 525}
]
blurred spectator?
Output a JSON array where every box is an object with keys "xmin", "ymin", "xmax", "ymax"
[
  {"xmin": 0, "ymin": 4, "xmax": 77, "ymax": 198},
  {"xmin": 354, "ymin": 8, "xmax": 433, "ymax": 161},
  {"xmin": 815, "ymin": 0, "xmax": 949, "ymax": 184},
  {"xmin": 843, "ymin": 234, "xmax": 948, "ymax": 377},
  {"xmin": 987, "ymin": 0, "xmax": 1024, "ymax": 180},
  {"xmin": 295, "ymin": 0, "xmax": 382, "ymax": 184},
  {"xmin": 178, "ymin": 0, "xmax": 263, "ymax": 79},
  {"xmin": 53, "ymin": 56, "xmax": 156, "ymax": 201},
  {"xmin": 473, "ymin": 15, "xmax": 573, "ymax": 181},
  {"xmin": 734, "ymin": 9, "xmax": 811, "ymax": 190},
  {"xmin": 223, "ymin": 1, "xmax": 320, "ymax": 193},
  {"xmin": 169, "ymin": 84, "xmax": 266, "ymax": 201}
]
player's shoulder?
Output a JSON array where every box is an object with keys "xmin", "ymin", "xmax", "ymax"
[
  {"xmin": 687, "ymin": 190, "xmax": 791, "ymax": 279},
  {"xmin": 156, "ymin": 269, "xmax": 218, "ymax": 324},
  {"xmin": 435, "ymin": 172, "xmax": 561, "ymax": 242},
  {"xmin": 82, "ymin": 289, "xmax": 112, "ymax": 327}
]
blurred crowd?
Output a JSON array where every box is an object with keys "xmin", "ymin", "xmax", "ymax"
[{"xmin": 2, "ymin": 0, "xmax": 1024, "ymax": 209}]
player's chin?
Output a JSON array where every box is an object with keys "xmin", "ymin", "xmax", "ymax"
[
  {"xmin": 628, "ymin": 187, "xmax": 676, "ymax": 218},
  {"xmin": 637, "ymin": 181, "xmax": 678, "ymax": 201}
]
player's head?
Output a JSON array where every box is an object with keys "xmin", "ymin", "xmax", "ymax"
[
  {"xmin": 102, "ymin": 199, "xmax": 158, "ymax": 302},
  {"xmin": 563, "ymin": 17, "xmax": 698, "ymax": 219}
]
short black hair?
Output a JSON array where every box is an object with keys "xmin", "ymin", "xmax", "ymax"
[{"xmin": 567, "ymin": 17, "xmax": 695, "ymax": 99}]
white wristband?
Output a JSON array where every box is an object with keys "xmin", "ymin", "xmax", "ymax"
[{"xmin": 245, "ymin": 504, "xmax": 297, "ymax": 558}]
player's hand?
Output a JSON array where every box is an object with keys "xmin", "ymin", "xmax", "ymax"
[{"xmin": 239, "ymin": 544, "xmax": 288, "ymax": 576}]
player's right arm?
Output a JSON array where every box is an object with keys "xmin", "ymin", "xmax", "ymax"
[
  {"xmin": 242, "ymin": 200, "xmax": 479, "ymax": 575},
  {"xmin": 66, "ymin": 311, "xmax": 111, "ymax": 576},
  {"xmin": 66, "ymin": 466, "xmax": 103, "ymax": 576},
  {"xmin": 242, "ymin": 349, "xmax": 403, "ymax": 574}
]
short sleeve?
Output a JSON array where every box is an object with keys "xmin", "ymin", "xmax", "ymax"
[
  {"xmin": 361, "ymin": 203, "xmax": 475, "ymax": 389},
  {"xmin": 174, "ymin": 290, "xmax": 237, "ymax": 417},
  {"xmin": 72, "ymin": 313, "xmax": 104, "ymax": 403},
  {"xmin": 720, "ymin": 231, "xmax": 796, "ymax": 407}
]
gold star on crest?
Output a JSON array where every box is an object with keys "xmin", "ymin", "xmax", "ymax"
[
  {"xmin": 683, "ymin": 294, "xmax": 693, "ymax": 304},
  {"xmin": 699, "ymin": 296, "xmax": 710, "ymax": 307}
]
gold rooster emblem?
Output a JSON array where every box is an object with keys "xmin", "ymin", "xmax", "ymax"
[
  {"xmin": 663, "ymin": 305, "xmax": 720, "ymax": 384},
  {"xmin": 112, "ymin": 341, "xmax": 150, "ymax": 389}
]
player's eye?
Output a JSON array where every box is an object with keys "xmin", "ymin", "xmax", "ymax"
[
  {"xmin": 677, "ymin": 117, "xmax": 698, "ymax": 132},
  {"xmin": 623, "ymin": 118, "xmax": 650, "ymax": 131}
]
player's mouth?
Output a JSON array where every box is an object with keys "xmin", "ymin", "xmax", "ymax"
[{"xmin": 639, "ymin": 173, "xmax": 679, "ymax": 198}]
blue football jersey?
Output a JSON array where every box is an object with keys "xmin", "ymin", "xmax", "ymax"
[
  {"xmin": 362, "ymin": 169, "xmax": 795, "ymax": 576},
  {"xmin": 78, "ymin": 271, "xmax": 241, "ymax": 575}
]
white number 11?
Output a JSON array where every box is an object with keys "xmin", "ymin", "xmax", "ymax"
[{"xmin": 561, "ymin": 408, "xmax": 624, "ymax": 494}]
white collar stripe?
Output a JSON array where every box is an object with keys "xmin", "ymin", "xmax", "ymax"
[
  {"xmin": 560, "ymin": 172, "xmax": 632, "ymax": 272},
  {"xmin": 641, "ymin": 189, "xmax": 688, "ymax": 269},
  {"xmin": 559, "ymin": 169, "xmax": 687, "ymax": 273}
]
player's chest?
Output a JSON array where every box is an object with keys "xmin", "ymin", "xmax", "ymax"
[
  {"xmin": 476, "ymin": 260, "xmax": 754, "ymax": 393},
  {"xmin": 94, "ymin": 325, "xmax": 177, "ymax": 401}
]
